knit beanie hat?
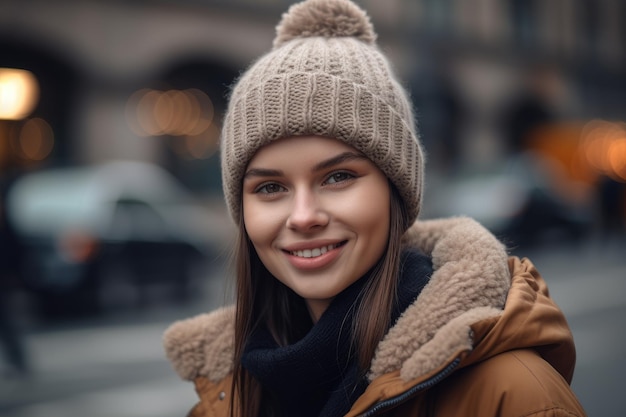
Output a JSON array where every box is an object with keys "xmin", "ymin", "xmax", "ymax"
[{"xmin": 221, "ymin": 0, "xmax": 424, "ymax": 230}]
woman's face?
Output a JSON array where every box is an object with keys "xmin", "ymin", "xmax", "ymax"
[{"xmin": 242, "ymin": 136, "xmax": 390, "ymax": 322}]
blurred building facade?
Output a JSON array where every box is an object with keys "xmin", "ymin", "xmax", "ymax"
[{"xmin": 0, "ymin": 0, "xmax": 625, "ymax": 207}]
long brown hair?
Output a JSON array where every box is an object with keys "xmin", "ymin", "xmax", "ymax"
[{"xmin": 230, "ymin": 184, "xmax": 409, "ymax": 417}]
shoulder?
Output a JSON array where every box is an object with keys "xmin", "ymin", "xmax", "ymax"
[
  {"xmin": 163, "ymin": 305, "xmax": 235, "ymax": 382},
  {"xmin": 402, "ymin": 216, "xmax": 508, "ymax": 269},
  {"xmin": 371, "ymin": 216, "xmax": 511, "ymax": 380},
  {"xmin": 187, "ymin": 375, "xmax": 234, "ymax": 417},
  {"xmin": 436, "ymin": 349, "xmax": 586, "ymax": 417}
]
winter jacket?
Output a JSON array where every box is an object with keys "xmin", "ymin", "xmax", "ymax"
[{"xmin": 163, "ymin": 216, "xmax": 586, "ymax": 417}]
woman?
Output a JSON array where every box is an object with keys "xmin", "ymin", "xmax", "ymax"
[{"xmin": 164, "ymin": 0, "xmax": 587, "ymax": 416}]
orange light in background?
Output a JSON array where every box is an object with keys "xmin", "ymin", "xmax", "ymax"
[
  {"xmin": 0, "ymin": 68, "xmax": 39, "ymax": 120},
  {"xmin": 17, "ymin": 117, "xmax": 54, "ymax": 160},
  {"xmin": 582, "ymin": 121, "xmax": 612, "ymax": 171},
  {"xmin": 154, "ymin": 90, "xmax": 186, "ymax": 135},
  {"xmin": 185, "ymin": 89, "xmax": 214, "ymax": 136},
  {"xmin": 527, "ymin": 122, "xmax": 596, "ymax": 186},
  {"xmin": 608, "ymin": 138, "xmax": 626, "ymax": 181},
  {"xmin": 126, "ymin": 88, "xmax": 214, "ymax": 139},
  {"xmin": 128, "ymin": 88, "xmax": 161, "ymax": 136},
  {"xmin": 581, "ymin": 119, "xmax": 626, "ymax": 182}
]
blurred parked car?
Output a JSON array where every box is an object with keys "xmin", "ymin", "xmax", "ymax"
[
  {"xmin": 6, "ymin": 160, "xmax": 228, "ymax": 317},
  {"xmin": 428, "ymin": 152, "xmax": 594, "ymax": 248}
]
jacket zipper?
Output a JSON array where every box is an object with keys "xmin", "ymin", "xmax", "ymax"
[{"xmin": 359, "ymin": 357, "xmax": 462, "ymax": 417}]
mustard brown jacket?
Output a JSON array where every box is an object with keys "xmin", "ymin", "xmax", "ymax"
[{"xmin": 163, "ymin": 217, "xmax": 586, "ymax": 417}]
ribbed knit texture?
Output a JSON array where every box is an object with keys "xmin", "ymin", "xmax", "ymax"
[{"xmin": 220, "ymin": 0, "xmax": 424, "ymax": 229}]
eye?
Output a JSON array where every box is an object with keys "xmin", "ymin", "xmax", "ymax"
[
  {"xmin": 325, "ymin": 171, "xmax": 355, "ymax": 185},
  {"xmin": 255, "ymin": 182, "xmax": 286, "ymax": 194}
]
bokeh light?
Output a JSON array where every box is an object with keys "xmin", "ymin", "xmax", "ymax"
[
  {"xmin": 0, "ymin": 67, "xmax": 39, "ymax": 120},
  {"xmin": 12, "ymin": 117, "xmax": 55, "ymax": 161},
  {"xmin": 126, "ymin": 88, "xmax": 214, "ymax": 139},
  {"xmin": 581, "ymin": 119, "xmax": 626, "ymax": 182},
  {"xmin": 125, "ymin": 88, "xmax": 218, "ymax": 159}
]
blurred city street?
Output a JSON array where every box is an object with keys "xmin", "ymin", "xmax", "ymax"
[
  {"xmin": 0, "ymin": 262, "xmax": 230, "ymax": 417},
  {"xmin": 1, "ymin": 1, "xmax": 626, "ymax": 417},
  {"xmin": 1, "ymin": 235, "xmax": 624, "ymax": 417}
]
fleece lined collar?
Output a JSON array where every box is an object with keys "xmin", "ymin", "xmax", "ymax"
[{"xmin": 163, "ymin": 216, "xmax": 510, "ymax": 384}]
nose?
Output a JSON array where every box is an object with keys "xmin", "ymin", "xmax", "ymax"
[{"xmin": 286, "ymin": 190, "xmax": 329, "ymax": 232}]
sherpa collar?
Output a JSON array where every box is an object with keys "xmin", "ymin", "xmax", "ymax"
[{"xmin": 163, "ymin": 216, "xmax": 510, "ymax": 384}]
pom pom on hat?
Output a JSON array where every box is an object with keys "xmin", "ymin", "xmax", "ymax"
[{"xmin": 274, "ymin": 0, "xmax": 376, "ymax": 48}]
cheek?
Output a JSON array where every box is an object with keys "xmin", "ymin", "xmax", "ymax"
[
  {"xmin": 338, "ymin": 182, "xmax": 390, "ymax": 250},
  {"xmin": 361, "ymin": 196, "xmax": 391, "ymax": 253},
  {"xmin": 242, "ymin": 197, "xmax": 264, "ymax": 245},
  {"xmin": 242, "ymin": 196, "xmax": 282, "ymax": 248},
  {"xmin": 348, "ymin": 180, "xmax": 390, "ymax": 225}
]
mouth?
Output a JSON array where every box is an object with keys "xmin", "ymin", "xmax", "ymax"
[{"xmin": 286, "ymin": 241, "xmax": 346, "ymax": 258}]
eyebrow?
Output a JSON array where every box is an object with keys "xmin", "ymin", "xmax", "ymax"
[
  {"xmin": 313, "ymin": 151, "xmax": 368, "ymax": 171},
  {"xmin": 244, "ymin": 167, "xmax": 282, "ymax": 179},
  {"xmin": 244, "ymin": 151, "xmax": 367, "ymax": 180}
]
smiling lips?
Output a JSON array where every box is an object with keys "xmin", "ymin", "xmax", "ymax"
[
  {"xmin": 288, "ymin": 243, "xmax": 341, "ymax": 258},
  {"xmin": 284, "ymin": 242, "xmax": 345, "ymax": 270}
]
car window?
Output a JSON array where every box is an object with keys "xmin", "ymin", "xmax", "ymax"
[{"xmin": 7, "ymin": 169, "xmax": 101, "ymax": 235}]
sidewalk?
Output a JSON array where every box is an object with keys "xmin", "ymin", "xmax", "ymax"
[
  {"xmin": 1, "ymin": 320, "xmax": 198, "ymax": 417},
  {"xmin": 1, "ymin": 268, "xmax": 229, "ymax": 417}
]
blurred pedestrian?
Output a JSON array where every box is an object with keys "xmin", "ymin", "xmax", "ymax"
[
  {"xmin": 163, "ymin": 1, "xmax": 586, "ymax": 416},
  {"xmin": 0, "ymin": 177, "xmax": 29, "ymax": 377},
  {"xmin": 500, "ymin": 64, "xmax": 559, "ymax": 155}
]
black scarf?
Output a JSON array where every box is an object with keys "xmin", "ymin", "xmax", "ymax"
[{"xmin": 242, "ymin": 249, "xmax": 432, "ymax": 417}]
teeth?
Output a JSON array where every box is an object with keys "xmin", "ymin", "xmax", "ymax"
[{"xmin": 291, "ymin": 244, "xmax": 337, "ymax": 258}]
